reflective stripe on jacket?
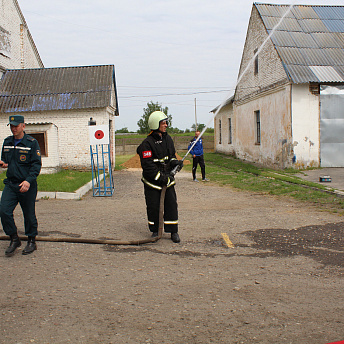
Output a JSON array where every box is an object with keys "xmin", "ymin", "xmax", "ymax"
[{"xmin": 137, "ymin": 131, "xmax": 177, "ymax": 189}]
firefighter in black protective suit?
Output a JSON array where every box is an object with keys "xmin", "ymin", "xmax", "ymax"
[{"xmin": 137, "ymin": 111, "xmax": 183, "ymax": 243}]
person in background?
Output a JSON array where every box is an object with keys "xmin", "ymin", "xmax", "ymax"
[
  {"xmin": 188, "ymin": 130, "xmax": 208, "ymax": 182},
  {"xmin": 137, "ymin": 111, "xmax": 183, "ymax": 243},
  {"xmin": 0, "ymin": 115, "xmax": 42, "ymax": 256}
]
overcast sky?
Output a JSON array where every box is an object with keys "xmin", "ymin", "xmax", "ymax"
[{"xmin": 19, "ymin": 0, "xmax": 342, "ymax": 132}]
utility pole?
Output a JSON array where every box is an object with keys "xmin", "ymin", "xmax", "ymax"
[{"xmin": 194, "ymin": 98, "xmax": 198, "ymax": 131}]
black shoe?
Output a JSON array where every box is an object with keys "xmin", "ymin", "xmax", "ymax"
[
  {"xmin": 5, "ymin": 234, "xmax": 21, "ymax": 256},
  {"xmin": 22, "ymin": 237, "xmax": 37, "ymax": 255},
  {"xmin": 151, "ymin": 232, "xmax": 159, "ymax": 238},
  {"xmin": 171, "ymin": 233, "xmax": 180, "ymax": 243}
]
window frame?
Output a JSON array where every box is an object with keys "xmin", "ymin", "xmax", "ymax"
[
  {"xmin": 228, "ymin": 117, "xmax": 232, "ymax": 144},
  {"xmin": 255, "ymin": 110, "xmax": 261, "ymax": 145},
  {"xmin": 29, "ymin": 132, "xmax": 47, "ymax": 157},
  {"xmin": 254, "ymin": 48, "xmax": 259, "ymax": 75},
  {"xmin": 219, "ymin": 119, "xmax": 222, "ymax": 144}
]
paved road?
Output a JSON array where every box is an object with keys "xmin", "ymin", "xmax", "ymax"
[
  {"xmin": 0, "ymin": 170, "xmax": 343, "ymax": 344},
  {"xmin": 297, "ymin": 168, "xmax": 344, "ymax": 191}
]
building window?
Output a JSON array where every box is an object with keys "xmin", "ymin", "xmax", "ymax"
[
  {"xmin": 29, "ymin": 132, "xmax": 47, "ymax": 156},
  {"xmin": 219, "ymin": 119, "xmax": 222, "ymax": 144},
  {"xmin": 255, "ymin": 110, "xmax": 261, "ymax": 145},
  {"xmin": 228, "ymin": 118, "xmax": 232, "ymax": 144},
  {"xmin": 254, "ymin": 48, "xmax": 258, "ymax": 75}
]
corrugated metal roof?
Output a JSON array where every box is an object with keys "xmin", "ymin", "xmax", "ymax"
[
  {"xmin": 291, "ymin": 6, "xmax": 319, "ymax": 20},
  {"xmin": 269, "ymin": 31, "xmax": 296, "ymax": 47},
  {"xmin": 323, "ymin": 19, "xmax": 344, "ymax": 33},
  {"xmin": 275, "ymin": 47, "xmax": 307, "ymax": 65},
  {"xmin": 289, "ymin": 32, "xmax": 318, "ymax": 48},
  {"xmin": 255, "ymin": 3, "xmax": 344, "ymax": 83},
  {"xmin": 0, "ymin": 65, "xmax": 118, "ymax": 114},
  {"xmin": 309, "ymin": 66, "xmax": 344, "ymax": 82},
  {"xmin": 298, "ymin": 19, "xmax": 329, "ymax": 33},
  {"xmin": 313, "ymin": 6, "xmax": 344, "ymax": 20},
  {"xmin": 284, "ymin": 65, "xmax": 318, "ymax": 83},
  {"xmin": 311, "ymin": 32, "xmax": 340, "ymax": 48}
]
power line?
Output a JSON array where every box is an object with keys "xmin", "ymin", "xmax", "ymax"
[{"xmin": 120, "ymin": 89, "xmax": 231, "ymax": 98}]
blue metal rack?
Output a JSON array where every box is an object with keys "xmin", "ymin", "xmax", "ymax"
[{"xmin": 90, "ymin": 144, "xmax": 114, "ymax": 196}]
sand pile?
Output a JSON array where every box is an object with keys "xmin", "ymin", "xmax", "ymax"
[{"xmin": 121, "ymin": 153, "xmax": 189, "ymax": 169}]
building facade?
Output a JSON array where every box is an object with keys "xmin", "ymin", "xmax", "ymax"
[
  {"xmin": 0, "ymin": 65, "xmax": 119, "ymax": 173},
  {"xmin": 215, "ymin": 3, "xmax": 344, "ymax": 168},
  {"xmin": 0, "ymin": 0, "xmax": 43, "ymax": 76}
]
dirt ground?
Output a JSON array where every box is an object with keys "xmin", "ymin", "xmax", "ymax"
[{"xmin": 0, "ymin": 169, "xmax": 343, "ymax": 344}]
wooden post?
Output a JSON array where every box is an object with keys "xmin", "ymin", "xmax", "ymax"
[{"xmin": 194, "ymin": 98, "xmax": 198, "ymax": 131}]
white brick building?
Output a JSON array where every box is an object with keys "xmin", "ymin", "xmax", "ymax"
[
  {"xmin": 0, "ymin": 1, "xmax": 119, "ymax": 173},
  {"xmin": 214, "ymin": 3, "xmax": 344, "ymax": 168},
  {"xmin": 0, "ymin": 0, "xmax": 43, "ymax": 75},
  {"xmin": 0, "ymin": 65, "xmax": 119, "ymax": 172}
]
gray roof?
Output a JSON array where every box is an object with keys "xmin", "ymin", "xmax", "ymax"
[
  {"xmin": 255, "ymin": 3, "xmax": 344, "ymax": 83},
  {"xmin": 0, "ymin": 65, "xmax": 119, "ymax": 115}
]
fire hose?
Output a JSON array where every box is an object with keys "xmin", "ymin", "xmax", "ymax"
[{"xmin": 0, "ymin": 167, "xmax": 180, "ymax": 246}]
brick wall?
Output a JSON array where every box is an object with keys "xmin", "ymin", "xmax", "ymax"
[
  {"xmin": 235, "ymin": 6, "xmax": 287, "ymax": 102},
  {"xmin": 0, "ymin": 0, "xmax": 43, "ymax": 70},
  {"xmin": 0, "ymin": 107, "xmax": 116, "ymax": 172}
]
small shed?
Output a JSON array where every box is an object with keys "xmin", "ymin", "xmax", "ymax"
[{"xmin": 0, "ymin": 65, "xmax": 119, "ymax": 172}]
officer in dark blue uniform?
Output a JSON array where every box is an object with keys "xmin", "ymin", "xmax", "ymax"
[{"xmin": 0, "ymin": 115, "xmax": 42, "ymax": 256}]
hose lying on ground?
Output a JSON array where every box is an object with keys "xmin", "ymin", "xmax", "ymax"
[{"xmin": 0, "ymin": 186, "xmax": 167, "ymax": 246}]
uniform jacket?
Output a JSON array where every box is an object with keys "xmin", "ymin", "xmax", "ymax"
[
  {"xmin": 188, "ymin": 136, "xmax": 203, "ymax": 156},
  {"xmin": 1, "ymin": 133, "xmax": 42, "ymax": 184},
  {"xmin": 137, "ymin": 131, "xmax": 178, "ymax": 190}
]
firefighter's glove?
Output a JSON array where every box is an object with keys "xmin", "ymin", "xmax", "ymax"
[
  {"xmin": 168, "ymin": 174, "xmax": 175, "ymax": 184},
  {"xmin": 170, "ymin": 159, "xmax": 184, "ymax": 170},
  {"xmin": 159, "ymin": 173, "xmax": 169, "ymax": 185}
]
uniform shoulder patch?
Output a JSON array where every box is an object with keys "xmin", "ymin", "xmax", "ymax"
[
  {"xmin": 27, "ymin": 136, "xmax": 35, "ymax": 141},
  {"xmin": 142, "ymin": 151, "xmax": 152, "ymax": 158}
]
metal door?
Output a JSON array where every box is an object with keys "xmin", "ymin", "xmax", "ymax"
[{"xmin": 320, "ymin": 85, "xmax": 344, "ymax": 167}]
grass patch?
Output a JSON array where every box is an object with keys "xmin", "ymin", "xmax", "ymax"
[
  {"xmin": 0, "ymin": 170, "xmax": 93, "ymax": 192},
  {"xmin": 1, "ymin": 153, "xmax": 343, "ymax": 214},
  {"xmin": 115, "ymin": 154, "xmax": 136, "ymax": 170},
  {"xmin": 202, "ymin": 152, "xmax": 344, "ymax": 214}
]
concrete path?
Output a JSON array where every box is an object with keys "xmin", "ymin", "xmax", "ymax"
[{"xmin": 296, "ymin": 168, "xmax": 344, "ymax": 191}]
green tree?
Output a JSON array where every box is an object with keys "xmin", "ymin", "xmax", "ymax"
[
  {"xmin": 115, "ymin": 127, "xmax": 129, "ymax": 133},
  {"xmin": 168, "ymin": 127, "xmax": 184, "ymax": 134},
  {"xmin": 137, "ymin": 101, "xmax": 172, "ymax": 134},
  {"xmin": 191, "ymin": 123, "xmax": 206, "ymax": 132}
]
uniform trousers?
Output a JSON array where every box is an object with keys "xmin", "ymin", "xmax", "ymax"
[
  {"xmin": 192, "ymin": 155, "xmax": 206, "ymax": 180},
  {"xmin": 144, "ymin": 184, "xmax": 178, "ymax": 233},
  {"xmin": 0, "ymin": 180, "xmax": 38, "ymax": 237}
]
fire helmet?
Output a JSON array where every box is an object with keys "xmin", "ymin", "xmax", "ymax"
[{"xmin": 148, "ymin": 111, "xmax": 168, "ymax": 131}]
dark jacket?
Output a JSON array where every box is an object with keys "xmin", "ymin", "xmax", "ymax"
[
  {"xmin": 137, "ymin": 131, "xmax": 178, "ymax": 190},
  {"xmin": 1, "ymin": 133, "xmax": 42, "ymax": 184},
  {"xmin": 188, "ymin": 136, "xmax": 204, "ymax": 156}
]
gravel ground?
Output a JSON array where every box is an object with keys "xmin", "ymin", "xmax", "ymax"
[{"xmin": 0, "ymin": 169, "xmax": 343, "ymax": 344}]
